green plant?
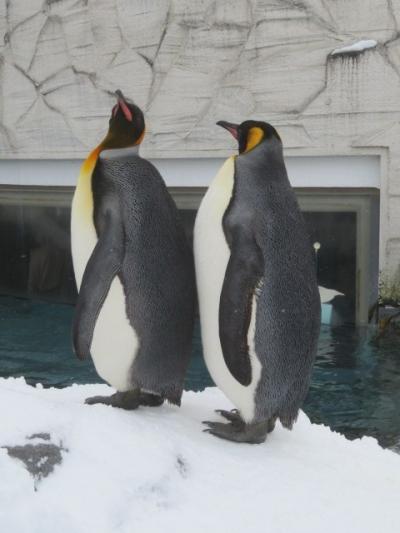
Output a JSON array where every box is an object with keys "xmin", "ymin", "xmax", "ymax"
[{"xmin": 378, "ymin": 269, "xmax": 400, "ymax": 307}]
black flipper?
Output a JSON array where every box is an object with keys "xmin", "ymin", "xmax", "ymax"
[
  {"xmin": 73, "ymin": 210, "xmax": 123, "ymax": 360},
  {"xmin": 219, "ymin": 232, "xmax": 264, "ymax": 386}
]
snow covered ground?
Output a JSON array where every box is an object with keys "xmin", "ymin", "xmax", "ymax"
[{"xmin": 1, "ymin": 378, "xmax": 399, "ymax": 533}]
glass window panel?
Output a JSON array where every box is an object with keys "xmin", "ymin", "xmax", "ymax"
[
  {"xmin": 0, "ymin": 203, "xmax": 76, "ymax": 303},
  {"xmin": 304, "ymin": 211, "xmax": 357, "ymax": 325}
]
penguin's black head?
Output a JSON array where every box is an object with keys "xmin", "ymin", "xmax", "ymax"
[
  {"xmin": 216, "ymin": 120, "xmax": 281, "ymax": 154},
  {"xmin": 102, "ymin": 90, "xmax": 145, "ymax": 150}
]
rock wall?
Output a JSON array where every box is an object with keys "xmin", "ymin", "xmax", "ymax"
[{"xmin": 0, "ymin": 0, "xmax": 399, "ymax": 278}]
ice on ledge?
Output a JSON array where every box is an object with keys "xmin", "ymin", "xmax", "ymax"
[
  {"xmin": 331, "ymin": 40, "xmax": 378, "ymax": 56},
  {"xmin": 1, "ymin": 378, "xmax": 399, "ymax": 533}
]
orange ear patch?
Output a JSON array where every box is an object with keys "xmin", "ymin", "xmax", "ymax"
[
  {"xmin": 134, "ymin": 128, "xmax": 146, "ymax": 145},
  {"xmin": 245, "ymin": 127, "xmax": 264, "ymax": 152}
]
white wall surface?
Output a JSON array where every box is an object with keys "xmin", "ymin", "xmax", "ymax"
[
  {"xmin": 0, "ymin": 156, "xmax": 380, "ymax": 189},
  {"xmin": 0, "ymin": 0, "xmax": 399, "ymax": 279}
]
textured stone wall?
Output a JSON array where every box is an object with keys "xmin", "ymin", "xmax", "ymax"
[{"xmin": 0, "ymin": 0, "xmax": 400, "ymax": 278}]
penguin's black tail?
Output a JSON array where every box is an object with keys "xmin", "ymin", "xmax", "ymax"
[{"xmin": 279, "ymin": 411, "xmax": 299, "ymax": 430}]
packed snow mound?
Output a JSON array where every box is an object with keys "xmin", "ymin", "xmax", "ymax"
[
  {"xmin": 331, "ymin": 39, "xmax": 377, "ymax": 56},
  {"xmin": 1, "ymin": 378, "xmax": 399, "ymax": 533}
]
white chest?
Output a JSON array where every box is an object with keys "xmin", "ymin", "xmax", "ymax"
[
  {"xmin": 193, "ymin": 157, "xmax": 262, "ymax": 423},
  {"xmin": 71, "ymin": 177, "xmax": 139, "ymax": 392}
]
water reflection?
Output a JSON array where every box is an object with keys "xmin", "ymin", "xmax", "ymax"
[
  {"xmin": 306, "ymin": 325, "xmax": 400, "ymax": 449},
  {"xmin": 0, "ymin": 296, "xmax": 399, "ymax": 449}
]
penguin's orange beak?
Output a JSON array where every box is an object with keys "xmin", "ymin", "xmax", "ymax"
[
  {"xmin": 216, "ymin": 121, "xmax": 239, "ymax": 140},
  {"xmin": 115, "ymin": 90, "xmax": 133, "ymax": 122}
]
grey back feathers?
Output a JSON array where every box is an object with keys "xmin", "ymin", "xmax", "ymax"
[
  {"xmin": 225, "ymin": 138, "xmax": 320, "ymax": 426},
  {"xmin": 92, "ymin": 155, "xmax": 195, "ymax": 404}
]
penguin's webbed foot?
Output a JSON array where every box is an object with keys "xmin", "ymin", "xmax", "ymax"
[
  {"xmin": 85, "ymin": 390, "xmax": 164, "ymax": 410},
  {"xmin": 215, "ymin": 409, "xmax": 244, "ymax": 428},
  {"xmin": 203, "ymin": 417, "xmax": 272, "ymax": 444},
  {"xmin": 138, "ymin": 392, "xmax": 164, "ymax": 407},
  {"xmin": 85, "ymin": 390, "xmax": 141, "ymax": 410},
  {"xmin": 214, "ymin": 409, "xmax": 276, "ymax": 433}
]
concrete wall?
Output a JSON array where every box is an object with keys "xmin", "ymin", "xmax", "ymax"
[{"xmin": 0, "ymin": 0, "xmax": 399, "ymax": 282}]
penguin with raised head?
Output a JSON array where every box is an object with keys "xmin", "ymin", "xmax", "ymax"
[
  {"xmin": 194, "ymin": 120, "xmax": 321, "ymax": 443},
  {"xmin": 71, "ymin": 90, "xmax": 195, "ymax": 409}
]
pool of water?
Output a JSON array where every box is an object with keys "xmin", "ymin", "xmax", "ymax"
[{"xmin": 1, "ymin": 296, "xmax": 399, "ymax": 450}]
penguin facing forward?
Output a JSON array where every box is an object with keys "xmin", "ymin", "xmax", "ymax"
[
  {"xmin": 71, "ymin": 90, "xmax": 195, "ymax": 409},
  {"xmin": 194, "ymin": 120, "xmax": 321, "ymax": 443}
]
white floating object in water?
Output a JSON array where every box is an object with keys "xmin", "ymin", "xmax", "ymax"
[{"xmin": 319, "ymin": 286, "xmax": 343, "ymax": 303}]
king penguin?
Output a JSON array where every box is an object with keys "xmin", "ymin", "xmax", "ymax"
[
  {"xmin": 71, "ymin": 90, "xmax": 195, "ymax": 409},
  {"xmin": 194, "ymin": 120, "xmax": 321, "ymax": 443}
]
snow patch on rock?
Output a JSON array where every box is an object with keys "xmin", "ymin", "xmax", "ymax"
[{"xmin": 331, "ymin": 40, "xmax": 378, "ymax": 56}]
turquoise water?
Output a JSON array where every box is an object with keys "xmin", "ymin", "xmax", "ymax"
[{"xmin": 1, "ymin": 296, "xmax": 399, "ymax": 449}]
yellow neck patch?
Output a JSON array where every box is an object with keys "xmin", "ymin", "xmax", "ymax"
[
  {"xmin": 81, "ymin": 145, "xmax": 102, "ymax": 176},
  {"xmin": 245, "ymin": 127, "xmax": 264, "ymax": 152},
  {"xmin": 73, "ymin": 145, "xmax": 102, "ymax": 224}
]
